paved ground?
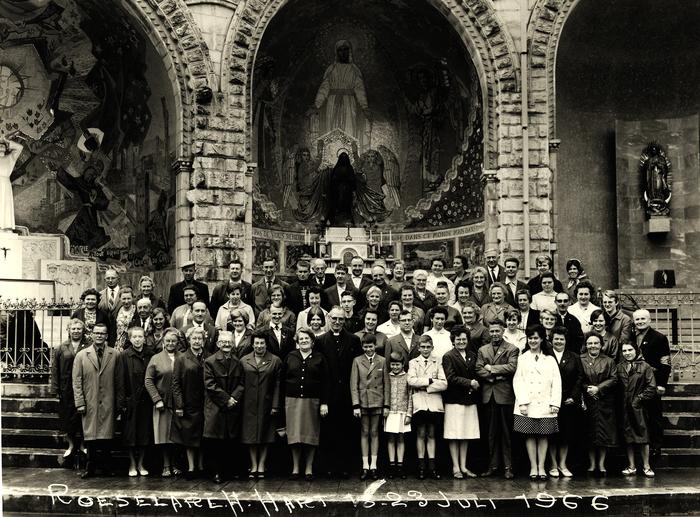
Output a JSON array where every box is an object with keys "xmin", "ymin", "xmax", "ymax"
[{"xmin": 2, "ymin": 467, "xmax": 699, "ymax": 516}]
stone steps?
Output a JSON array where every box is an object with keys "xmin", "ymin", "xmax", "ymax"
[
  {"xmin": 2, "ymin": 411, "xmax": 61, "ymax": 431},
  {"xmin": 2, "ymin": 428, "xmax": 64, "ymax": 449},
  {"xmin": 654, "ymin": 449, "xmax": 700, "ymax": 469},
  {"xmin": 1, "ymin": 396, "xmax": 59, "ymax": 413},
  {"xmin": 663, "ymin": 430, "xmax": 700, "ymax": 449},
  {"xmin": 2, "ymin": 447, "xmax": 65, "ymax": 469}
]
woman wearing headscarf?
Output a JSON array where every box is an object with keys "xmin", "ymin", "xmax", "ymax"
[{"xmin": 618, "ymin": 341, "xmax": 657, "ymax": 478}]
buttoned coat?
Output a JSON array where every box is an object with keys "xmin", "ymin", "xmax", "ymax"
[
  {"xmin": 580, "ymin": 353, "xmax": 618, "ymax": 447},
  {"xmin": 117, "ymin": 346, "xmax": 155, "ymax": 447},
  {"xmin": 512, "ymin": 351, "xmax": 562, "ymax": 418},
  {"xmin": 617, "ymin": 359, "xmax": 656, "ymax": 444},
  {"xmin": 386, "ymin": 371, "xmax": 413, "ymax": 414},
  {"xmin": 172, "ymin": 348, "xmax": 208, "ymax": 447},
  {"xmin": 637, "ymin": 327, "xmax": 672, "ymax": 387},
  {"xmin": 51, "ymin": 339, "xmax": 90, "ymax": 435},
  {"xmin": 555, "ymin": 312, "xmax": 584, "ymax": 353},
  {"xmin": 240, "ymin": 351, "xmax": 282, "ymax": 444},
  {"xmin": 72, "ymin": 345, "xmax": 120, "ymax": 441},
  {"xmin": 262, "ymin": 324, "xmax": 296, "ymax": 358},
  {"xmin": 556, "ymin": 349, "xmax": 583, "ymax": 405},
  {"xmin": 384, "ymin": 333, "xmax": 421, "ymax": 370},
  {"xmin": 475, "ymin": 341, "xmax": 519, "ymax": 405},
  {"xmin": 407, "ymin": 354, "xmax": 448, "ymax": 413},
  {"xmin": 442, "ymin": 348, "xmax": 480, "ymax": 406},
  {"xmin": 144, "ymin": 349, "xmax": 178, "ymax": 409},
  {"xmin": 350, "ymin": 354, "xmax": 389, "ymax": 409},
  {"xmin": 203, "ymin": 351, "xmax": 245, "ymax": 439}
]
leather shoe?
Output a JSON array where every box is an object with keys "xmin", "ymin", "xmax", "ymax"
[
  {"xmin": 370, "ymin": 469, "xmax": 379, "ymax": 480},
  {"xmin": 288, "ymin": 473, "xmax": 300, "ymax": 481},
  {"xmin": 80, "ymin": 470, "xmax": 94, "ymax": 479},
  {"xmin": 360, "ymin": 469, "xmax": 369, "ymax": 481},
  {"xmin": 481, "ymin": 467, "xmax": 497, "ymax": 477},
  {"xmin": 305, "ymin": 473, "xmax": 314, "ymax": 482},
  {"xmin": 431, "ymin": 470, "xmax": 441, "ymax": 480},
  {"xmin": 213, "ymin": 474, "xmax": 222, "ymax": 484},
  {"xmin": 417, "ymin": 469, "xmax": 426, "ymax": 480},
  {"xmin": 504, "ymin": 468, "xmax": 514, "ymax": 479}
]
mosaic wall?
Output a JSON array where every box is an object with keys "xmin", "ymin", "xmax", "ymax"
[{"xmin": 1, "ymin": 0, "xmax": 177, "ymax": 270}]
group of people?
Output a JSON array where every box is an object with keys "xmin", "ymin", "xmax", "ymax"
[{"xmin": 53, "ymin": 253, "xmax": 671, "ymax": 482}]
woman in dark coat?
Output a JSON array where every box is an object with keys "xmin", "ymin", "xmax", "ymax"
[
  {"xmin": 618, "ymin": 342, "xmax": 657, "ymax": 478},
  {"xmin": 240, "ymin": 330, "xmax": 282, "ymax": 478},
  {"xmin": 117, "ymin": 326, "xmax": 154, "ymax": 476},
  {"xmin": 172, "ymin": 326, "xmax": 208, "ymax": 478},
  {"xmin": 547, "ymin": 326, "xmax": 583, "ymax": 478},
  {"xmin": 203, "ymin": 330, "xmax": 245, "ymax": 483},
  {"xmin": 284, "ymin": 328, "xmax": 330, "ymax": 480},
  {"xmin": 145, "ymin": 328, "xmax": 181, "ymax": 477},
  {"xmin": 50, "ymin": 318, "xmax": 89, "ymax": 461},
  {"xmin": 580, "ymin": 331, "xmax": 618, "ymax": 476},
  {"xmin": 442, "ymin": 325, "xmax": 480, "ymax": 478}
]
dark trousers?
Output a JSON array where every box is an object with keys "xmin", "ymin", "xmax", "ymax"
[
  {"xmin": 85, "ymin": 439, "xmax": 112, "ymax": 474},
  {"xmin": 486, "ymin": 399, "xmax": 514, "ymax": 470},
  {"xmin": 320, "ymin": 407, "xmax": 356, "ymax": 473},
  {"xmin": 205, "ymin": 438, "xmax": 236, "ymax": 477},
  {"xmin": 647, "ymin": 394, "xmax": 664, "ymax": 451}
]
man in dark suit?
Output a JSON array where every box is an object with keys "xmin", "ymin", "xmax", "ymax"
[
  {"xmin": 349, "ymin": 256, "xmax": 373, "ymax": 294},
  {"xmin": 634, "ymin": 309, "xmax": 671, "ymax": 453},
  {"xmin": 251, "ymin": 258, "xmax": 289, "ymax": 316},
  {"xmin": 311, "ymin": 258, "xmax": 334, "ymax": 290},
  {"xmin": 484, "ymin": 248, "xmax": 507, "ymax": 287},
  {"xmin": 503, "ymin": 257, "xmax": 527, "ymax": 307},
  {"xmin": 384, "ymin": 310, "xmax": 420, "ymax": 367},
  {"xmin": 317, "ymin": 307, "xmax": 362, "ymax": 477},
  {"xmin": 261, "ymin": 305, "xmax": 295, "ymax": 358},
  {"xmin": 167, "ymin": 260, "xmax": 210, "ymax": 314},
  {"xmin": 181, "ymin": 301, "xmax": 219, "ymax": 354},
  {"xmin": 98, "ymin": 268, "xmax": 121, "ymax": 315},
  {"xmin": 554, "ymin": 292, "xmax": 584, "ymax": 353},
  {"xmin": 285, "ymin": 259, "xmax": 313, "ymax": 315},
  {"xmin": 476, "ymin": 320, "xmax": 519, "ymax": 479},
  {"xmin": 340, "ymin": 291, "xmax": 363, "ymax": 334},
  {"xmin": 323, "ymin": 264, "xmax": 358, "ymax": 310},
  {"xmin": 128, "ymin": 298, "xmax": 153, "ymax": 335},
  {"xmin": 210, "ymin": 259, "xmax": 253, "ymax": 316}
]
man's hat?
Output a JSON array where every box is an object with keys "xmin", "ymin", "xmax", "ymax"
[{"xmin": 181, "ymin": 260, "xmax": 196, "ymax": 269}]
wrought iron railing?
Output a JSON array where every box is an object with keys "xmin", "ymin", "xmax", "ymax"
[
  {"xmin": 0, "ymin": 298, "xmax": 82, "ymax": 379},
  {"xmin": 620, "ymin": 290, "xmax": 699, "ymax": 382}
]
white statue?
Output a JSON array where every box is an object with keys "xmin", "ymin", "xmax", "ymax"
[{"xmin": 0, "ymin": 137, "xmax": 23, "ymax": 230}]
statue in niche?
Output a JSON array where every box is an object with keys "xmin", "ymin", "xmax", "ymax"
[
  {"xmin": 311, "ymin": 40, "xmax": 371, "ymax": 152},
  {"xmin": 639, "ymin": 142, "xmax": 672, "ymax": 217},
  {"xmin": 253, "ymin": 57, "xmax": 278, "ymax": 174},
  {"xmin": 0, "ymin": 136, "xmax": 23, "ymax": 230},
  {"xmin": 56, "ymin": 163, "xmax": 111, "ymax": 248}
]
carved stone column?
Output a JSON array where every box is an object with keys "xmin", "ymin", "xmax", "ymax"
[
  {"xmin": 172, "ymin": 159, "xmax": 193, "ymax": 269},
  {"xmin": 481, "ymin": 168, "xmax": 500, "ymax": 254},
  {"xmin": 548, "ymin": 139, "xmax": 561, "ymax": 270}
]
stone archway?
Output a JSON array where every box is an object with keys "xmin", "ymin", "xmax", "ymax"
[{"xmin": 221, "ymin": 0, "xmax": 519, "ymax": 170}]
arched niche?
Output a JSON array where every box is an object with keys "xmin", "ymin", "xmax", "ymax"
[
  {"xmin": 554, "ymin": 0, "xmax": 700, "ymax": 288},
  {"xmin": 1, "ymin": 0, "xmax": 188, "ymax": 278},
  {"xmin": 248, "ymin": 0, "xmax": 489, "ymax": 271}
]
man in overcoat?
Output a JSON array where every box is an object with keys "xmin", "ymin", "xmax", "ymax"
[{"xmin": 72, "ymin": 323, "xmax": 121, "ymax": 478}]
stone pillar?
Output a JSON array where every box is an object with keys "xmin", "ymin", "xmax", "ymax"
[
  {"xmin": 481, "ymin": 169, "xmax": 500, "ymax": 254},
  {"xmin": 173, "ymin": 159, "xmax": 193, "ymax": 269},
  {"xmin": 548, "ymin": 139, "xmax": 561, "ymax": 271},
  {"xmin": 186, "ymin": 152, "xmax": 248, "ymax": 284}
]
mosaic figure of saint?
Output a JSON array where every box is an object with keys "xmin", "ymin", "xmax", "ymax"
[{"xmin": 313, "ymin": 40, "xmax": 370, "ymax": 149}]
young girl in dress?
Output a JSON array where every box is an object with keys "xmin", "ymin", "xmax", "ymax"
[{"xmin": 384, "ymin": 352, "xmax": 412, "ymax": 479}]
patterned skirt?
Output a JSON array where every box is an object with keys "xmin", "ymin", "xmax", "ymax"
[{"xmin": 513, "ymin": 414, "xmax": 559, "ymax": 435}]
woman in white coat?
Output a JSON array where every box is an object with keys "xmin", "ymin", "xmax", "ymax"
[{"xmin": 513, "ymin": 324, "xmax": 562, "ymax": 480}]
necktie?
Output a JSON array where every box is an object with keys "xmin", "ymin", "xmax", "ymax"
[
  {"xmin": 424, "ymin": 359, "xmax": 428, "ymax": 366},
  {"xmin": 109, "ymin": 289, "xmax": 116, "ymax": 308},
  {"xmin": 96, "ymin": 346, "xmax": 104, "ymax": 368},
  {"xmin": 266, "ymin": 280, "xmax": 272, "ymax": 291},
  {"xmin": 491, "ymin": 268, "xmax": 497, "ymax": 283}
]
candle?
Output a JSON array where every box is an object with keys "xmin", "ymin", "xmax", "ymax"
[
  {"xmin": 389, "ymin": 230, "xmax": 392, "ymax": 246},
  {"xmin": 380, "ymin": 232, "xmax": 383, "ymax": 248},
  {"xmin": 369, "ymin": 229, "xmax": 372, "ymax": 242}
]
